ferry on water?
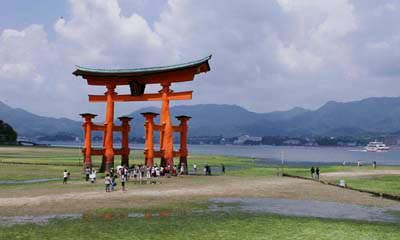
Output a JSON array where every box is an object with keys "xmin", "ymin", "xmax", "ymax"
[{"xmin": 365, "ymin": 141, "xmax": 390, "ymax": 152}]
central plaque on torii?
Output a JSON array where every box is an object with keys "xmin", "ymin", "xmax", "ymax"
[{"xmin": 73, "ymin": 55, "xmax": 211, "ymax": 173}]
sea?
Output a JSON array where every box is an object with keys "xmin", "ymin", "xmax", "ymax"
[{"xmin": 37, "ymin": 141, "xmax": 400, "ymax": 166}]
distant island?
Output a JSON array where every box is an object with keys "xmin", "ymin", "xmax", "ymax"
[{"xmin": 3, "ymin": 96, "xmax": 400, "ymax": 147}]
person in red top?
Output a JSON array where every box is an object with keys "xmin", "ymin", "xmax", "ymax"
[{"xmin": 172, "ymin": 165, "xmax": 177, "ymax": 176}]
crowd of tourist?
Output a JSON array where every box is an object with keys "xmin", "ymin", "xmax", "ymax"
[
  {"xmin": 65, "ymin": 162, "xmax": 226, "ymax": 192},
  {"xmin": 310, "ymin": 166, "xmax": 320, "ymax": 179}
]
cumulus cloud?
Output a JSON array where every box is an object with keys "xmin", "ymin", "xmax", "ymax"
[{"xmin": 0, "ymin": 0, "xmax": 400, "ymax": 119}]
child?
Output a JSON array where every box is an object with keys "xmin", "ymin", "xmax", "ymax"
[
  {"xmin": 121, "ymin": 174, "xmax": 126, "ymax": 191},
  {"xmin": 105, "ymin": 174, "xmax": 111, "ymax": 192},
  {"xmin": 90, "ymin": 170, "xmax": 96, "ymax": 183}
]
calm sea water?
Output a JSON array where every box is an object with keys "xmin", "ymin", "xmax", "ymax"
[{"xmin": 39, "ymin": 141, "xmax": 400, "ymax": 166}]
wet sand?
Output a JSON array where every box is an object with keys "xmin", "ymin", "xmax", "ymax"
[{"xmin": 0, "ymin": 175, "xmax": 399, "ymax": 216}]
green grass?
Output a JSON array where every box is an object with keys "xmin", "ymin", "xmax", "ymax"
[
  {"xmin": 0, "ymin": 146, "xmax": 252, "ymax": 168},
  {"xmin": 2, "ymin": 146, "xmax": 400, "ymax": 196},
  {"xmin": 0, "ymin": 146, "xmax": 259, "ymax": 180},
  {"xmin": 283, "ymin": 165, "xmax": 400, "ymax": 178},
  {"xmin": 0, "ymin": 210, "xmax": 399, "ymax": 240},
  {"xmin": 340, "ymin": 175, "xmax": 400, "ymax": 195}
]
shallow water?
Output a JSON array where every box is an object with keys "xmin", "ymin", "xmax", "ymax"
[
  {"xmin": 0, "ymin": 178, "xmax": 61, "ymax": 184},
  {"xmin": 0, "ymin": 214, "xmax": 81, "ymax": 226},
  {"xmin": 2, "ymin": 198, "xmax": 400, "ymax": 226},
  {"xmin": 41, "ymin": 142, "xmax": 400, "ymax": 166},
  {"xmin": 209, "ymin": 197, "xmax": 400, "ymax": 223}
]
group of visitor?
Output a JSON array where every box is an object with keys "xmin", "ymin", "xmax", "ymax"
[
  {"xmin": 204, "ymin": 163, "xmax": 212, "ymax": 176},
  {"xmin": 104, "ymin": 167, "xmax": 129, "ymax": 192},
  {"xmin": 310, "ymin": 167, "xmax": 320, "ymax": 179},
  {"xmin": 85, "ymin": 166, "xmax": 97, "ymax": 183},
  {"xmin": 128, "ymin": 163, "xmax": 186, "ymax": 180},
  {"xmin": 69, "ymin": 162, "xmax": 223, "ymax": 191}
]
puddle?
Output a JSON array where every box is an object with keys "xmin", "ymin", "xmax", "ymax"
[
  {"xmin": 0, "ymin": 210, "xmax": 173, "ymax": 226},
  {"xmin": 2, "ymin": 198, "xmax": 400, "ymax": 227},
  {"xmin": 0, "ymin": 178, "xmax": 61, "ymax": 185},
  {"xmin": 209, "ymin": 198, "xmax": 400, "ymax": 223},
  {"xmin": 0, "ymin": 214, "xmax": 81, "ymax": 226}
]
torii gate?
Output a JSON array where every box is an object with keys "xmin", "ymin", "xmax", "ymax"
[{"xmin": 74, "ymin": 56, "xmax": 211, "ymax": 173}]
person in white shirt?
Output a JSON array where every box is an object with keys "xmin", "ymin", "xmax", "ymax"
[
  {"xmin": 90, "ymin": 170, "xmax": 96, "ymax": 183},
  {"xmin": 156, "ymin": 167, "xmax": 160, "ymax": 178},
  {"xmin": 63, "ymin": 170, "xmax": 69, "ymax": 184},
  {"xmin": 146, "ymin": 167, "xmax": 151, "ymax": 179},
  {"xmin": 193, "ymin": 163, "xmax": 197, "ymax": 173}
]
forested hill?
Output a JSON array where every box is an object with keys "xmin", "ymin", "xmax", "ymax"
[
  {"xmin": 3, "ymin": 97, "xmax": 400, "ymax": 139},
  {"xmin": 0, "ymin": 120, "xmax": 17, "ymax": 144}
]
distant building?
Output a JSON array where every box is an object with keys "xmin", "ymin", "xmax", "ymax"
[
  {"xmin": 282, "ymin": 139, "xmax": 301, "ymax": 145},
  {"xmin": 383, "ymin": 135, "xmax": 400, "ymax": 146},
  {"xmin": 188, "ymin": 136, "xmax": 223, "ymax": 145},
  {"xmin": 234, "ymin": 135, "xmax": 262, "ymax": 145}
]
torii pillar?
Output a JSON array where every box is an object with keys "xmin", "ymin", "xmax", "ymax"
[
  {"xmin": 80, "ymin": 113, "xmax": 97, "ymax": 170},
  {"xmin": 104, "ymin": 84, "xmax": 116, "ymax": 172},
  {"xmin": 142, "ymin": 112, "xmax": 159, "ymax": 167},
  {"xmin": 176, "ymin": 115, "xmax": 191, "ymax": 174},
  {"xmin": 160, "ymin": 82, "xmax": 174, "ymax": 167},
  {"xmin": 119, "ymin": 116, "xmax": 133, "ymax": 167}
]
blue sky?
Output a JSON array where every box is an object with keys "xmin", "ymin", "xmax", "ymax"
[
  {"xmin": 0, "ymin": 1, "xmax": 67, "ymax": 36},
  {"xmin": 1, "ymin": 0, "xmax": 400, "ymax": 119}
]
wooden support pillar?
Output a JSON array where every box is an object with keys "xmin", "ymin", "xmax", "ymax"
[
  {"xmin": 160, "ymin": 82, "xmax": 174, "ymax": 167},
  {"xmin": 103, "ymin": 84, "xmax": 116, "ymax": 173},
  {"xmin": 80, "ymin": 113, "xmax": 97, "ymax": 170},
  {"xmin": 176, "ymin": 115, "xmax": 191, "ymax": 174},
  {"xmin": 142, "ymin": 112, "xmax": 159, "ymax": 167},
  {"xmin": 119, "ymin": 116, "xmax": 133, "ymax": 167}
]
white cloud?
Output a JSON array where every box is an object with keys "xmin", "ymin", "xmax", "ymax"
[{"xmin": 0, "ymin": 0, "xmax": 400, "ymax": 119}]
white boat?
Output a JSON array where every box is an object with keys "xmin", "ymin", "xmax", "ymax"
[{"xmin": 365, "ymin": 141, "xmax": 390, "ymax": 152}]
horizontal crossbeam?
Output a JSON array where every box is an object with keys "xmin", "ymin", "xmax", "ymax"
[
  {"xmin": 92, "ymin": 124, "xmax": 123, "ymax": 132},
  {"xmin": 88, "ymin": 91, "xmax": 192, "ymax": 102}
]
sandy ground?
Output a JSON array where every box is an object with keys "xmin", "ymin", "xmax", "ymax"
[
  {"xmin": 322, "ymin": 169, "xmax": 400, "ymax": 178},
  {"xmin": 0, "ymin": 175, "xmax": 399, "ymax": 216}
]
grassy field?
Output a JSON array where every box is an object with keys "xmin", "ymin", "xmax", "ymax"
[
  {"xmin": 335, "ymin": 175, "xmax": 400, "ymax": 195},
  {"xmin": 1, "ymin": 146, "xmax": 400, "ymax": 193},
  {"xmin": 1, "ymin": 146, "xmax": 400, "ymax": 239},
  {"xmin": 0, "ymin": 146, "xmax": 255, "ymax": 180},
  {"xmin": 282, "ymin": 165, "xmax": 400, "ymax": 178},
  {"xmin": 1, "ymin": 207, "xmax": 399, "ymax": 240}
]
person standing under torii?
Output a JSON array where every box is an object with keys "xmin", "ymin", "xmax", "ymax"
[{"xmin": 85, "ymin": 166, "xmax": 91, "ymax": 181}]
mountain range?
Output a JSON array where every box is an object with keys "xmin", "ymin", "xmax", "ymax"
[{"xmin": 2, "ymin": 97, "xmax": 400, "ymax": 139}]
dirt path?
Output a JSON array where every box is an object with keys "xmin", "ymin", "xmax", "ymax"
[
  {"xmin": 322, "ymin": 170, "xmax": 400, "ymax": 178},
  {"xmin": 0, "ymin": 176, "xmax": 399, "ymax": 216}
]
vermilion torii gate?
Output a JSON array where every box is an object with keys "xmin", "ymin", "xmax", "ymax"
[{"xmin": 74, "ymin": 56, "xmax": 211, "ymax": 173}]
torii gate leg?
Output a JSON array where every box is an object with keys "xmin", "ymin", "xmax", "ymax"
[
  {"xmin": 119, "ymin": 117, "xmax": 133, "ymax": 167},
  {"xmin": 103, "ymin": 84, "xmax": 116, "ymax": 173},
  {"xmin": 160, "ymin": 82, "xmax": 174, "ymax": 167},
  {"xmin": 176, "ymin": 116, "xmax": 191, "ymax": 174},
  {"xmin": 142, "ymin": 112, "xmax": 158, "ymax": 167},
  {"xmin": 80, "ymin": 113, "xmax": 97, "ymax": 170}
]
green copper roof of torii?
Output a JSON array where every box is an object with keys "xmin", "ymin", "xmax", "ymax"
[{"xmin": 73, "ymin": 55, "xmax": 211, "ymax": 77}]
